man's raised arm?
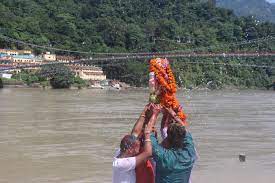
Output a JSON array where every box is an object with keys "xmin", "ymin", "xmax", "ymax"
[{"xmin": 131, "ymin": 104, "xmax": 151, "ymax": 137}]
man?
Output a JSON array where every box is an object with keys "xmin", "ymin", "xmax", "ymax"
[
  {"xmin": 146, "ymin": 108, "xmax": 197, "ymax": 183},
  {"xmin": 112, "ymin": 104, "xmax": 161, "ymax": 183}
]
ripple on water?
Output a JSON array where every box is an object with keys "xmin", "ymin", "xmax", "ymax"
[{"xmin": 0, "ymin": 88, "xmax": 274, "ymax": 182}]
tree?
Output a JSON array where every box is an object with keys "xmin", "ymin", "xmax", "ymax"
[
  {"xmin": 0, "ymin": 0, "xmax": 274, "ymax": 88},
  {"xmin": 125, "ymin": 24, "xmax": 145, "ymax": 50},
  {"xmin": 73, "ymin": 76, "xmax": 86, "ymax": 88},
  {"xmin": 0, "ymin": 78, "xmax": 3, "ymax": 88},
  {"xmin": 12, "ymin": 70, "xmax": 40, "ymax": 86},
  {"xmin": 40, "ymin": 64, "xmax": 74, "ymax": 89}
]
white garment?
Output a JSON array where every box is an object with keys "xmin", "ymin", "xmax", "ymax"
[
  {"xmin": 161, "ymin": 127, "xmax": 168, "ymax": 140},
  {"xmin": 112, "ymin": 149, "xmax": 136, "ymax": 183}
]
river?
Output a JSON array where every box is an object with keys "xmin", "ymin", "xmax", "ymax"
[{"xmin": 0, "ymin": 88, "xmax": 274, "ymax": 183}]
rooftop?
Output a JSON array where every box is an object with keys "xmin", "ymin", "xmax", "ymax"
[
  {"xmin": 69, "ymin": 65, "xmax": 102, "ymax": 71},
  {"xmin": 83, "ymin": 72, "xmax": 105, "ymax": 76},
  {"xmin": 0, "ymin": 49, "xmax": 32, "ymax": 53},
  {"xmin": 12, "ymin": 55, "xmax": 35, "ymax": 59}
]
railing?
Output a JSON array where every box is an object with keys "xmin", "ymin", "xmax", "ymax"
[{"xmin": 1, "ymin": 51, "xmax": 275, "ymax": 71}]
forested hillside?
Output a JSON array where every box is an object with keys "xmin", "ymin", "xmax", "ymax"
[
  {"xmin": 0, "ymin": 0, "xmax": 274, "ymax": 88},
  {"xmin": 217, "ymin": 0, "xmax": 275, "ymax": 23}
]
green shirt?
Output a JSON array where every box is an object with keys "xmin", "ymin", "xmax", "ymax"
[{"xmin": 150, "ymin": 132, "xmax": 196, "ymax": 183}]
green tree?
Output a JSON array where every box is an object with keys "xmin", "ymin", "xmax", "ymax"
[
  {"xmin": 12, "ymin": 70, "xmax": 40, "ymax": 86},
  {"xmin": 0, "ymin": 0, "xmax": 274, "ymax": 88},
  {"xmin": 40, "ymin": 64, "xmax": 74, "ymax": 89},
  {"xmin": 0, "ymin": 78, "xmax": 3, "ymax": 88},
  {"xmin": 73, "ymin": 76, "xmax": 86, "ymax": 88}
]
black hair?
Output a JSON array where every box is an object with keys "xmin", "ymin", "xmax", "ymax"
[
  {"xmin": 167, "ymin": 123, "xmax": 186, "ymax": 149},
  {"xmin": 120, "ymin": 135, "xmax": 138, "ymax": 152}
]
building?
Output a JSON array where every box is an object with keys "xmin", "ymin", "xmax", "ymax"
[
  {"xmin": 70, "ymin": 65, "xmax": 106, "ymax": 81},
  {"xmin": 18, "ymin": 50, "xmax": 32, "ymax": 55},
  {"xmin": 0, "ymin": 49, "xmax": 47, "ymax": 73},
  {"xmin": 42, "ymin": 52, "xmax": 56, "ymax": 61},
  {"xmin": 12, "ymin": 55, "xmax": 37, "ymax": 64},
  {"xmin": 0, "ymin": 49, "xmax": 32, "ymax": 56},
  {"xmin": 0, "ymin": 63, "xmax": 21, "ymax": 74},
  {"xmin": 0, "ymin": 64, "xmax": 13, "ymax": 69},
  {"xmin": 0, "ymin": 73, "xmax": 12, "ymax": 79},
  {"xmin": 0, "ymin": 49, "xmax": 41, "ymax": 65},
  {"xmin": 0, "ymin": 56, "xmax": 12, "ymax": 62},
  {"xmin": 0, "ymin": 49, "xmax": 18, "ymax": 56},
  {"xmin": 56, "ymin": 55, "xmax": 77, "ymax": 63}
]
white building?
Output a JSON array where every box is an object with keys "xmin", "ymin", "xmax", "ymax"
[
  {"xmin": 0, "ymin": 49, "xmax": 32, "ymax": 56},
  {"xmin": 70, "ymin": 65, "xmax": 107, "ymax": 81},
  {"xmin": 0, "ymin": 73, "xmax": 12, "ymax": 79},
  {"xmin": 12, "ymin": 55, "xmax": 37, "ymax": 64},
  {"xmin": 56, "ymin": 55, "xmax": 76, "ymax": 63},
  {"xmin": 42, "ymin": 52, "xmax": 56, "ymax": 61}
]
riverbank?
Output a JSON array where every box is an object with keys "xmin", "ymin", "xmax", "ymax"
[
  {"xmin": 1, "ymin": 82, "xmax": 274, "ymax": 91},
  {"xmin": 1, "ymin": 75, "xmax": 274, "ymax": 91},
  {"xmin": 0, "ymin": 78, "xmax": 131, "ymax": 91}
]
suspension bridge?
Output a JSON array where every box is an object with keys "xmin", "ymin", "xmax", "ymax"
[
  {"xmin": 1, "ymin": 51, "xmax": 275, "ymax": 72},
  {"xmin": 0, "ymin": 34, "xmax": 274, "ymax": 72}
]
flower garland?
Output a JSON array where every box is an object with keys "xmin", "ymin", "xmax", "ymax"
[{"xmin": 149, "ymin": 58, "xmax": 187, "ymax": 126}]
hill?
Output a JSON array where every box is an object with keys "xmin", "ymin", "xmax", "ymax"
[
  {"xmin": 217, "ymin": 0, "xmax": 275, "ymax": 23},
  {"xmin": 0, "ymin": 0, "xmax": 274, "ymax": 88}
]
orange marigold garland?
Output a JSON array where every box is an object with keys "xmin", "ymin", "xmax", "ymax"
[{"xmin": 149, "ymin": 58, "xmax": 187, "ymax": 126}]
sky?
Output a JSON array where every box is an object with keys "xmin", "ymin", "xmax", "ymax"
[{"xmin": 266, "ymin": 0, "xmax": 275, "ymax": 3}]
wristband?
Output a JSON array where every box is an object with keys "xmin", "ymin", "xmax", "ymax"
[{"xmin": 140, "ymin": 114, "xmax": 146, "ymax": 118}]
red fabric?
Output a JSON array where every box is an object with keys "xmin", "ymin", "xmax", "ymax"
[
  {"xmin": 136, "ymin": 159, "xmax": 155, "ymax": 183},
  {"xmin": 135, "ymin": 132, "xmax": 155, "ymax": 183}
]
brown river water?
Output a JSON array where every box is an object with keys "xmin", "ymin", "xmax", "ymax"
[{"xmin": 0, "ymin": 88, "xmax": 274, "ymax": 183}]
